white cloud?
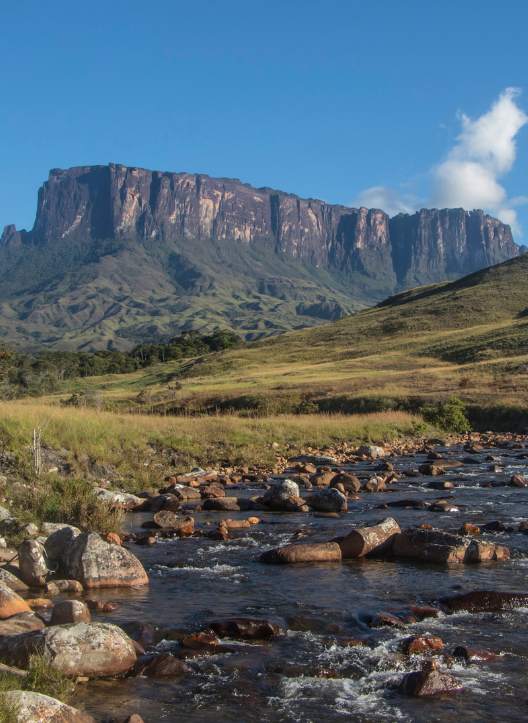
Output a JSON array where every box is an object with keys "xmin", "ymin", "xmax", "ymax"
[
  {"xmin": 350, "ymin": 88, "xmax": 528, "ymax": 234},
  {"xmin": 350, "ymin": 186, "xmax": 418, "ymax": 216}
]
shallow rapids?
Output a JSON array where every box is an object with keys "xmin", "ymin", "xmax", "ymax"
[{"xmin": 66, "ymin": 443, "xmax": 528, "ymax": 722}]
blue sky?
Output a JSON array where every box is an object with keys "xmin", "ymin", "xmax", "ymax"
[{"xmin": 1, "ymin": 0, "xmax": 527, "ymax": 236}]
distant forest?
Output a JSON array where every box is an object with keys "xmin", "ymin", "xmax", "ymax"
[{"xmin": 3, "ymin": 329, "xmax": 240, "ymax": 397}]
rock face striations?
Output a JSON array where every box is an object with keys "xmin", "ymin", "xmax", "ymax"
[{"xmin": 2, "ymin": 164, "xmax": 522, "ymax": 285}]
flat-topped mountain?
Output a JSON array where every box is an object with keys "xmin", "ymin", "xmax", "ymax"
[{"xmin": 0, "ymin": 164, "xmax": 525, "ymax": 351}]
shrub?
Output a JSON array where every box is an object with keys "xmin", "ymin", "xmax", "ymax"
[{"xmin": 420, "ymin": 397, "xmax": 471, "ymax": 433}]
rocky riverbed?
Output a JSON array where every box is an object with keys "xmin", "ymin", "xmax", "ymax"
[{"xmin": 2, "ymin": 433, "xmax": 528, "ymax": 722}]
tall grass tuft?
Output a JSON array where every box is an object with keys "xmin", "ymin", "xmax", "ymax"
[{"xmin": 11, "ymin": 477, "xmax": 123, "ymax": 535}]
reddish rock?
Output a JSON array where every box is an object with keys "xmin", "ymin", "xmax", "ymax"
[
  {"xmin": 201, "ymin": 485, "xmax": 225, "ymax": 499},
  {"xmin": 102, "ymin": 533, "xmax": 121, "ymax": 546},
  {"xmin": 452, "ymin": 646, "xmax": 496, "ymax": 663},
  {"xmin": 259, "ymin": 542, "xmax": 342, "ymax": 564},
  {"xmin": 510, "ymin": 474, "xmax": 528, "ymax": 487},
  {"xmin": 392, "ymin": 529, "xmax": 469, "ymax": 563},
  {"xmin": 368, "ymin": 613, "xmax": 406, "ymax": 628},
  {"xmin": 459, "ymin": 523, "xmax": 480, "ymax": 536},
  {"xmin": 399, "ymin": 669, "xmax": 463, "ymax": 696},
  {"xmin": 402, "ymin": 636, "xmax": 443, "ymax": 654},
  {"xmin": 339, "ymin": 517, "xmax": 400, "ymax": 559},
  {"xmin": 0, "ymin": 581, "xmax": 30, "ymax": 619}
]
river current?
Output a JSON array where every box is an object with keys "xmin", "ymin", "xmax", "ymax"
[{"xmin": 64, "ymin": 443, "xmax": 528, "ymax": 722}]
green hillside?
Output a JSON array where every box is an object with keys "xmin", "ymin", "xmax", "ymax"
[{"xmin": 0, "ymin": 236, "xmax": 396, "ymax": 353}]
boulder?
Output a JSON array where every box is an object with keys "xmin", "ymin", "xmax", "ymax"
[
  {"xmin": 0, "ymin": 622, "xmax": 136, "ymax": 677},
  {"xmin": 310, "ymin": 472, "xmax": 336, "ymax": 487},
  {"xmin": 0, "ymin": 567, "xmax": 29, "ymax": 592},
  {"xmin": 132, "ymin": 653, "xmax": 190, "ymax": 677},
  {"xmin": 141, "ymin": 494, "xmax": 180, "ymax": 513},
  {"xmin": 510, "ymin": 474, "xmax": 528, "ymax": 487},
  {"xmin": 392, "ymin": 529, "xmax": 470, "ymax": 563},
  {"xmin": 339, "ymin": 517, "xmax": 401, "ymax": 559},
  {"xmin": 4, "ymin": 691, "xmax": 97, "ymax": 723},
  {"xmin": 399, "ymin": 669, "xmax": 463, "ymax": 696},
  {"xmin": 0, "ymin": 580, "xmax": 30, "ymax": 618},
  {"xmin": 259, "ymin": 542, "xmax": 342, "ymax": 564},
  {"xmin": 465, "ymin": 540, "xmax": 510, "ymax": 562},
  {"xmin": 50, "ymin": 600, "xmax": 91, "ymax": 626},
  {"xmin": 440, "ymin": 590, "xmax": 528, "ymax": 613},
  {"xmin": 201, "ymin": 485, "xmax": 225, "ymax": 499},
  {"xmin": 356, "ymin": 445, "xmax": 386, "ymax": 459},
  {"xmin": 209, "ymin": 618, "xmax": 281, "ymax": 638},
  {"xmin": 165, "ymin": 485, "xmax": 201, "ymax": 501},
  {"xmin": 18, "ymin": 540, "xmax": 50, "ymax": 587},
  {"xmin": 202, "ymin": 498, "xmax": 241, "ymax": 512},
  {"xmin": 92, "ymin": 488, "xmax": 143, "ymax": 510},
  {"xmin": 305, "ymin": 488, "xmax": 347, "ymax": 512},
  {"xmin": 44, "ymin": 526, "xmax": 81, "ymax": 566},
  {"xmin": 59, "ymin": 532, "xmax": 149, "ymax": 588},
  {"xmin": 330, "ymin": 473, "xmax": 361, "ymax": 494},
  {"xmin": 452, "ymin": 646, "xmax": 496, "ymax": 663},
  {"xmin": 262, "ymin": 479, "xmax": 300, "ymax": 509},
  {"xmin": 46, "ymin": 580, "xmax": 83, "ymax": 595},
  {"xmin": 0, "ymin": 611, "xmax": 45, "ymax": 635},
  {"xmin": 151, "ymin": 511, "xmax": 193, "ymax": 532},
  {"xmin": 361, "ymin": 476, "xmax": 386, "ymax": 493},
  {"xmin": 219, "ymin": 519, "xmax": 251, "ymax": 530}
]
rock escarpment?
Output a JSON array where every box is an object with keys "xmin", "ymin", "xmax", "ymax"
[{"xmin": 2, "ymin": 164, "xmax": 523, "ymax": 285}]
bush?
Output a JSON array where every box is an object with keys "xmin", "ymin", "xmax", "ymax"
[{"xmin": 420, "ymin": 397, "xmax": 471, "ymax": 433}]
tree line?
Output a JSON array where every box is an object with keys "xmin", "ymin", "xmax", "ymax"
[{"xmin": 0, "ymin": 329, "xmax": 240, "ymax": 397}]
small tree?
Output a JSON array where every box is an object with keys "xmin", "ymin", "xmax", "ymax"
[{"xmin": 420, "ymin": 397, "xmax": 471, "ymax": 433}]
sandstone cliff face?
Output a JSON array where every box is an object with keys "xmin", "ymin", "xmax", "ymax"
[{"xmin": 1, "ymin": 164, "xmax": 523, "ymax": 285}]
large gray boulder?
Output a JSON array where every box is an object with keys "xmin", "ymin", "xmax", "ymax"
[
  {"xmin": 5, "ymin": 690, "xmax": 97, "ymax": 722},
  {"xmin": 262, "ymin": 479, "xmax": 300, "ymax": 509},
  {"xmin": 0, "ymin": 622, "xmax": 136, "ymax": 677},
  {"xmin": 357, "ymin": 445, "xmax": 386, "ymax": 458},
  {"xmin": 18, "ymin": 540, "xmax": 50, "ymax": 587},
  {"xmin": 306, "ymin": 488, "xmax": 347, "ymax": 512},
  {"xmin": 59, "ymin": 532, "xmax": 148, "ymax": 588}
]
